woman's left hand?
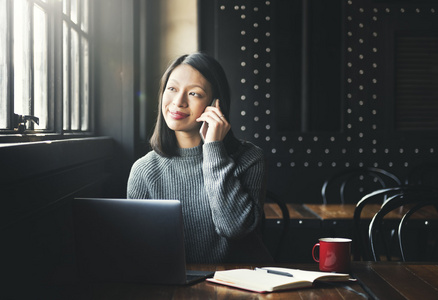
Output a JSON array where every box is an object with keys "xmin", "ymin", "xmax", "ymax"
[{"xmin": 196, "ymin": 99, "xmax": 231, "ymax": 143}]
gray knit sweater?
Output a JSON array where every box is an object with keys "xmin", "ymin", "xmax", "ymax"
[{"xmin": 127, "ymin": 140, "xmax": 272, "ymax": 263}]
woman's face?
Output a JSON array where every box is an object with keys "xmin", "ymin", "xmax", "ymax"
[{"xmin": 162, "ymin": 64, "xmax": 213, "ymax": 135}]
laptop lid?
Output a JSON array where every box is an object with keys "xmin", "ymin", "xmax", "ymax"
[{"xmin": 73, "ymin": 198, "xmax": 200, "ymax": 285}]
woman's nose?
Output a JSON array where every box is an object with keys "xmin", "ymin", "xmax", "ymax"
[{"xmin": 172, "ymin": 92, "xmax": 188, "ymax": 107}]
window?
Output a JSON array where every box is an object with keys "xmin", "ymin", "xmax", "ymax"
[{"xmin": 0, "ymin": 0, "xmax": 91, "ymax": 135}]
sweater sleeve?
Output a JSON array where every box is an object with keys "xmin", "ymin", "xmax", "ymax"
[
  {"xmin": 127, "ymin": 158, "xmax": 151, "ymax": 199},
  {"xmin": 202, "ymin": 141, "xmax": 265, "ymax": 239}
]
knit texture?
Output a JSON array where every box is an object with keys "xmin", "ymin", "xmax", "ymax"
[{"xmin": 127, "ymin": 140, "xmax": 271, "ymax": 263}]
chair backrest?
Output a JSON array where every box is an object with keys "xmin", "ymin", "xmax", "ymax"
[
  {"xmin": 260, "ymin": 158, "xmax": 290, "ymax": 262},
  {"xmin": 353, "ymin": 187, "xmax": 406, "ymax": 260},
  {"xmin": 264, "ymin": 190, "xmax": 290, "ymax": 262},
  {"xmin": 398, "ymin": 198, "xmax": 438, "ymax": 261},
  {"xmin": 354, "ymin": 186, "xmax": 427, "ymax": 228},
  {"xmin": 322, "ymin": 167, "xmax": 402, "ymax": 204},
  {"xmin": 368, "ymin": 187, "xmax": 438, "ymax": 261},
  {"xmin": 260, "ymin": 159, "xmax": 290, "ymax": 230}
]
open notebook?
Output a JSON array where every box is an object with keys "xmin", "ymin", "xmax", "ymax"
[{"xmin": 73, "ymin": 198, "xmax": 213, "ymax": 284}]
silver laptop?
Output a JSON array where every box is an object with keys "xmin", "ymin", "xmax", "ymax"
[{"xmin": 73, "ymin": 198, "xmax": 213, "ymax": 284}]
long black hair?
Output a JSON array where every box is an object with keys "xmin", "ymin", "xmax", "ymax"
[{"xmin": 150, "ymin": 52, "xmax": 238, "ymax": 157}]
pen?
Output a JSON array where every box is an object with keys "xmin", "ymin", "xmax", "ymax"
[{"xmin": 255, "ymin": 268, "xmax": 294, "ymax": 277}]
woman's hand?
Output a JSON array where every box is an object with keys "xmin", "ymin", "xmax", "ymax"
[{"xmin": 196, "ymin": 99, "xmax": 231, "ymax": 143}]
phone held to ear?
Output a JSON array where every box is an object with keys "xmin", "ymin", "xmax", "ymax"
[{"xmin": 200, "ymin": 99, "xmax": 218, "ymax": 142}]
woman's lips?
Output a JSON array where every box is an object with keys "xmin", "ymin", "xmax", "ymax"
[{"xmin": 169, "ymin": 111, "xmax": 190, "ymax": 120}]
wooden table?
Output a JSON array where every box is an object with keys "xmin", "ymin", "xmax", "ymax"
[
  {"xmin": 264, "ymin": 203, "xmax": 321, "ymax": 228},
  {"xmin": 36, "ymin": 263, "xmax": 367, "ymax": 299},
  {"xmin": 302, "ymin": 203, "xmax": 438, "ymax": 235},
  {"xmin": 304, "ymin": 203, "xmax": 438, "ymax": 223},
  {"xmin": 352, "ymin": 262, "xmax": 438, "ymax": 300},
  {"xmin": 264, "ymin": 203, "xmax": 438, "ymax": 230},
  {"xmin": 34, "ymin": 262, "xmax": 438, "ymax": 299},
  {"xmin": 263, "ymin": 203, "xmax": 438, "ymax": 262}
]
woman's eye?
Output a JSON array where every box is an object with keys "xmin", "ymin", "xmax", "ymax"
[
  {"xmin": 189, "ymin": 92, "xmax": 201, "ymax": 97},
  {"xmin": 167, "ymin": 87, "xmax": 176, "ymax": 91}
]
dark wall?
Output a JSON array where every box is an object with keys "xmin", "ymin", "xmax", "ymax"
[
  {"xmin": 1, "ymin": 137, "xmax": 114, "ymax": 293},
  {"xmin": 199, "ymin": 0, "xmax": 438, "ymax": 204}
]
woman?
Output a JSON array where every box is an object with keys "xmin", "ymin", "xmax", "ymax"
[{"xmin": 127, "ymin": 52, "xmax": 272, "ymax": 263}]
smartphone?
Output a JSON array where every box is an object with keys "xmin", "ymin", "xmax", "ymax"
[{"xmin": 199, "ymin": 99, "xmax": 218, "ymax": 141}]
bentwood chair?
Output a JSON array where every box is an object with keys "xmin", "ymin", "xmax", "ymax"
[
  {"xmin": 398, "ymin": 198, "xmax": 438, "ymax": 261},
  {"xmin": 260, "ymin": 159, "xmax": 290, "ymax": 262},
  {"xmin": 321, "ymin": 167, "xmax": 402, "ymax": 204},
  {"xmin": 368, "ymin": 187, "xmax": 438, "ymax": 261},
  {"xmin": 353, "ymin": 187, "xmax": 406, "ymax": 260},
  {"xmin": 261, "ymin": 190, "xmax": 290, "ymax": 262}
]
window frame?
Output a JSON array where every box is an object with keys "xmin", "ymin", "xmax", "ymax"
[{"xmin": 0, "ymin": 0, "xmax": 93, "ymax": 141}]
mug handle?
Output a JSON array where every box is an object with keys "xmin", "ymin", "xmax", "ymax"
[{"xmin": 312, "ymin": 243, "xmax": 320, "ymax": 262}]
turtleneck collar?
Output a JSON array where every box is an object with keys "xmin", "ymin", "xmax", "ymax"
[{"xmin": 176, "ymin": 144, "xmax": 203, "ymax": 157}]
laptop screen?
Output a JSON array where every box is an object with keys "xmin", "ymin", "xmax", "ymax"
[{"xmin": 73, "ymin": 198, "xmax": 188, "ymax": 284}]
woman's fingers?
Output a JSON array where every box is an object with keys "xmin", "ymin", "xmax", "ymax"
[
  {"xmin": 196, "ymin": 100, "xmax": 230, "ymax": 142},
  {"xmin": 203, "ymin": 101, "xmax": 225, "ymax": 120},
  {"xmin": 197, "ymin": 99, "xmax": 224, "ymax": 122}
]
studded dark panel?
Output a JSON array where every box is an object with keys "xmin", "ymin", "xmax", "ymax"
[{"xmin": 200, "ymin": 0, "xmax": 438, "ymax": 203}]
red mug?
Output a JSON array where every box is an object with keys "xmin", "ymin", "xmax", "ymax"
[{"xmin": 312, "ymin": 238, "xmax": 352, "ymax": 273}]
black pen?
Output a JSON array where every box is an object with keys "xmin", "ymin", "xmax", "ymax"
[{"xmin": 255, "ymin": 268, "xmax": 294, "ymax": 277}]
